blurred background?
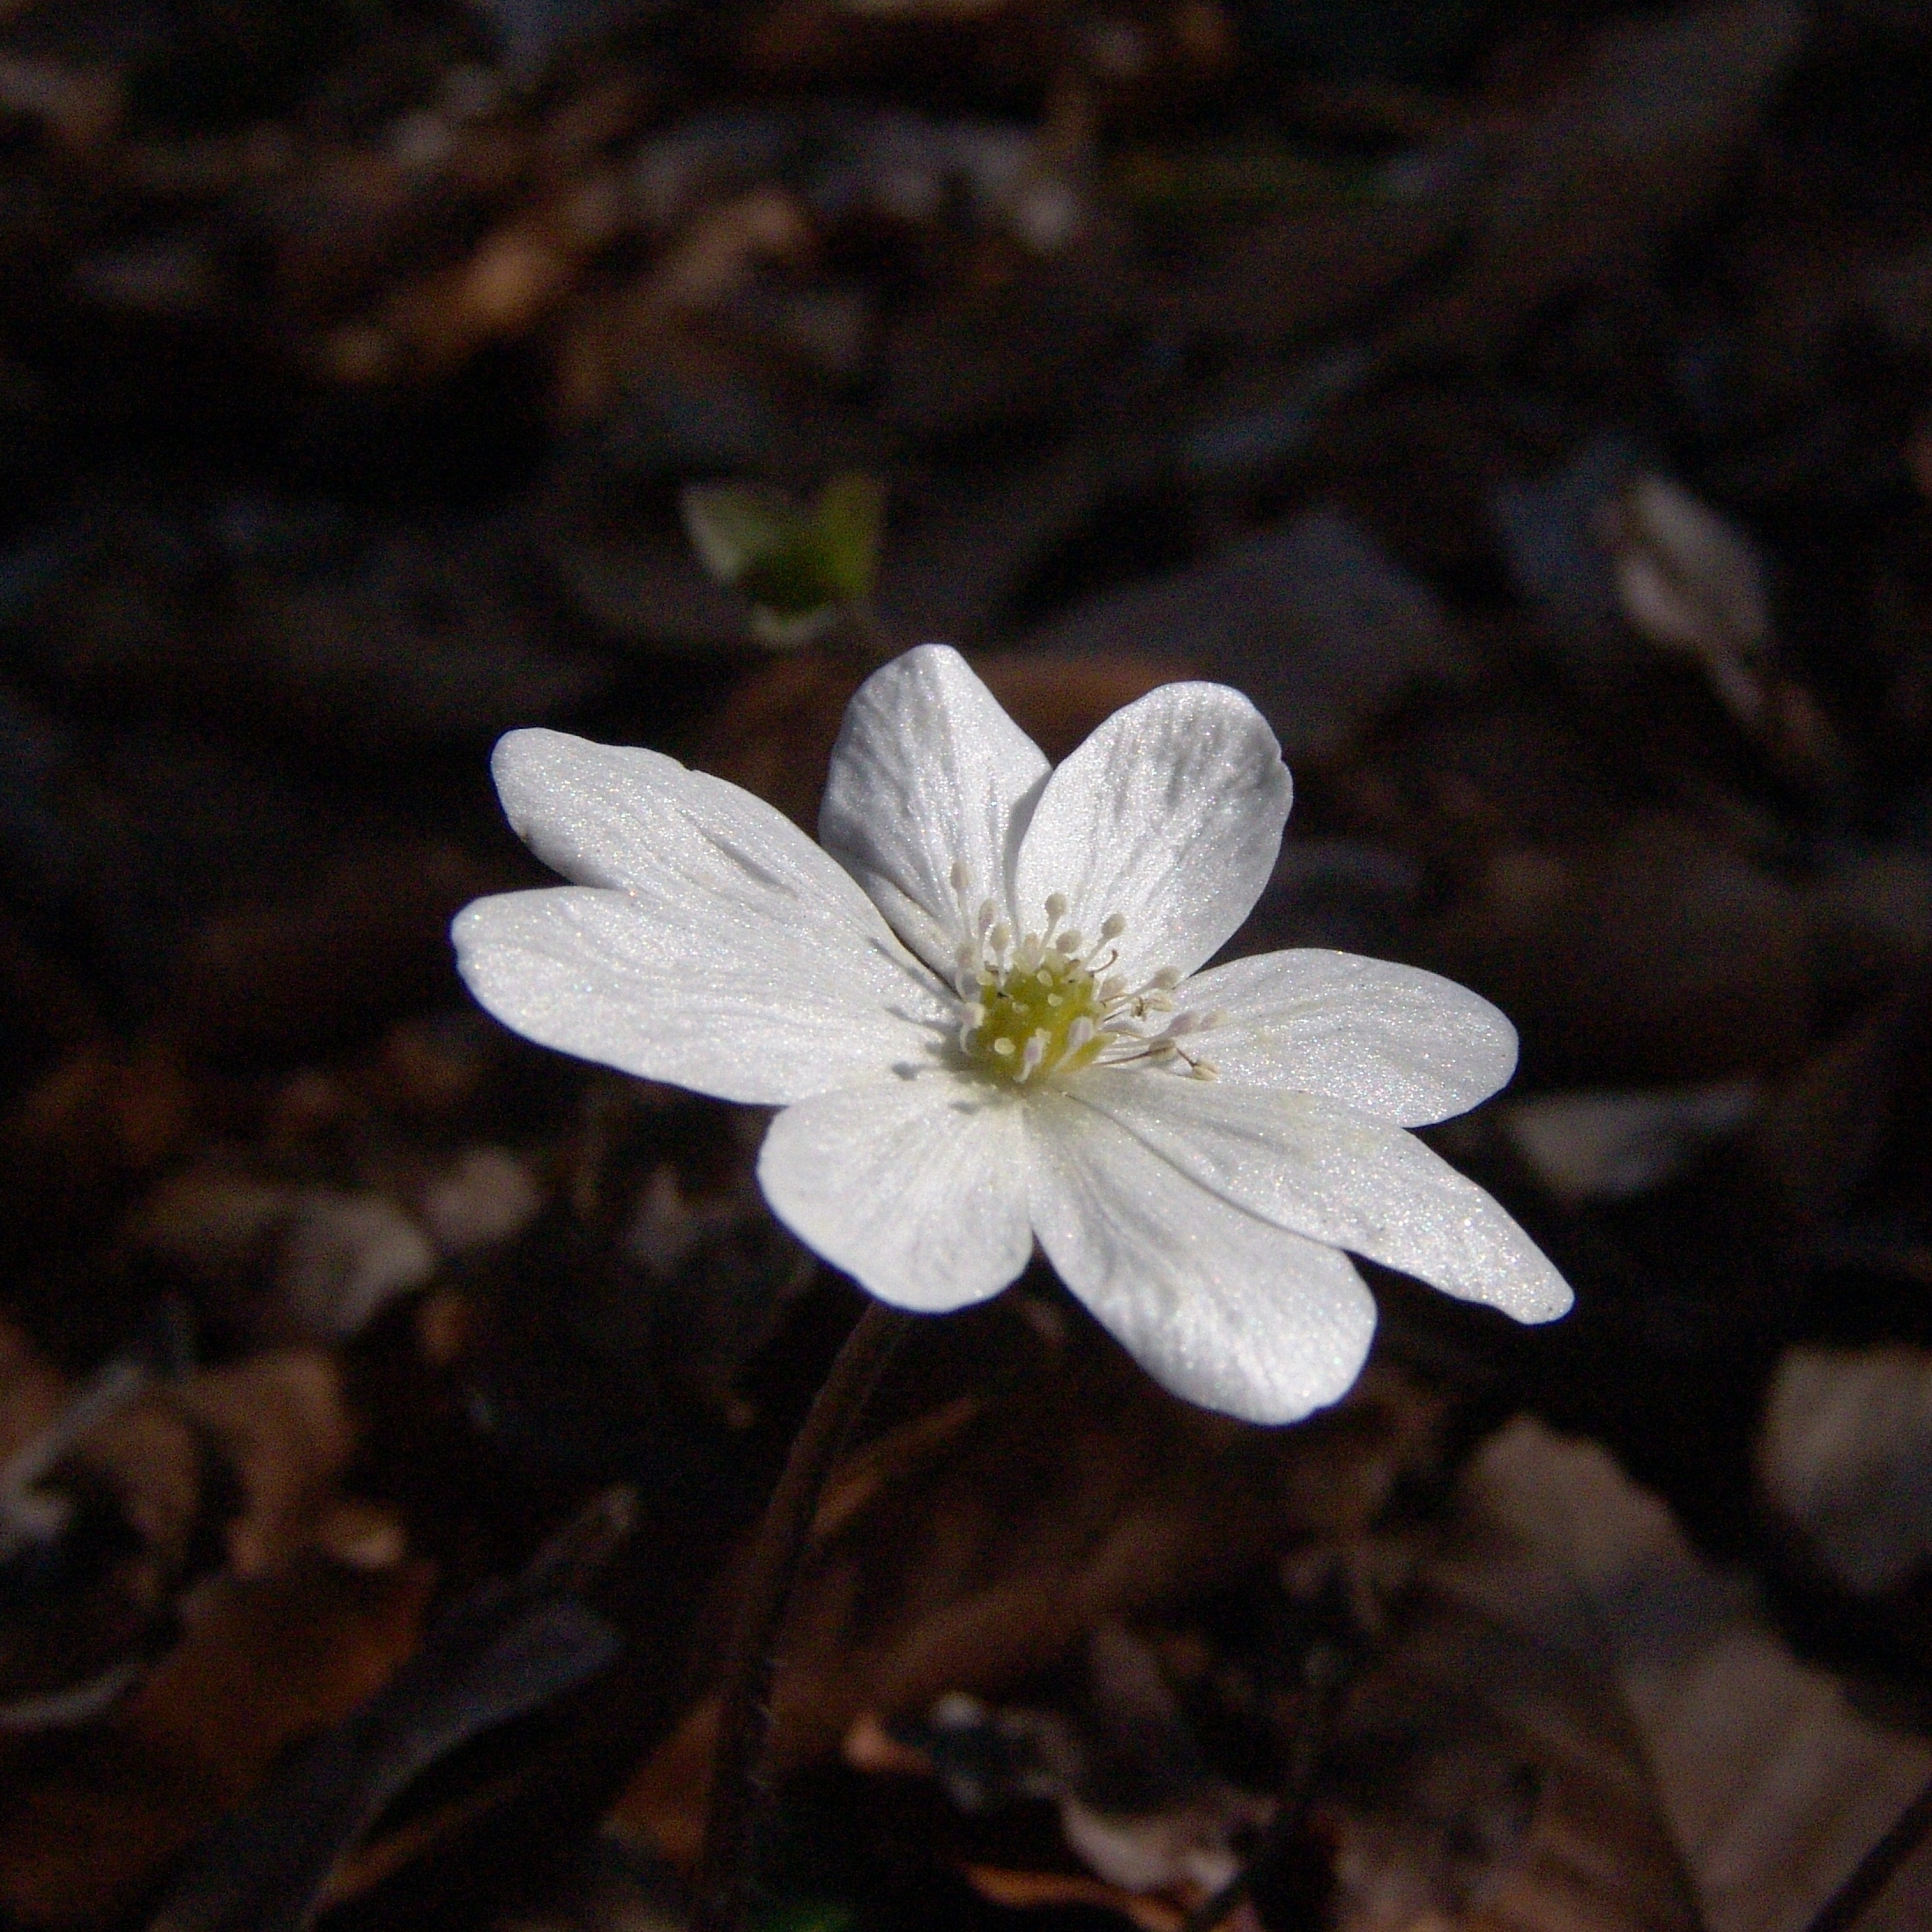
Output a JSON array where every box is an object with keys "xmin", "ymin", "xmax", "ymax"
[{"xmin": 2, "ymin": 0, "xmax": 1931, "ymax": 1927}]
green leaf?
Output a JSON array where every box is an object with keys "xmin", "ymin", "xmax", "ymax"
[
  {"xmin": 680, "ymin": 483, "xmax": 798, "ymax": 591},
  {"xmin": 813, "ymin": 472, "xmax": 886, "ymax": 606},
  {"xmin": 680, "ymin": 473, "xmax": 886, "ymax": 647}
]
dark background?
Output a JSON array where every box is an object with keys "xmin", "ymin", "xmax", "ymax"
[{"xmin": 1, "ymin": 2, "xmax": 1930, "ymax": 1928}]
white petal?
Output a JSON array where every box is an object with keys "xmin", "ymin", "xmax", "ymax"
[
  {"xmin": 494, "ymin": 728, "xmax": 825, "ymax": 894},
  {"xmin": 1177, "ymin": 950, "xmax": 1519, "ymax": 1126},
  {"xmin": 1014, "ymin": 683, "xmax": 1290, "ymax": 985},
  {"xmin": 1026, "ymin": 1093, "xmax": 1375, "ymax": 1425},
  {"xmin": 820, "ymin": 644, "xmax": 1050, "ymax": 975},
  {"xmin": 464, "ymin": 729, "xmax": 952, "ymax": 1103},
  {"xmin": 1074, "ymin": 1070, "xmax": 1572, "ymax": 1323},
  {"xmin": 758, "ymin": 1074, "xmax": 1032, "ymax": 1312},
  {"xmin": 457, "ymin": 737, "xmax": 954, "ymax": 1102},
  {"xmin": 454, "ymin": 887, "xmax": 951, "ymax": 1104}
]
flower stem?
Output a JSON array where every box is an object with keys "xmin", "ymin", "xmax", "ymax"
[{"xmin": 693, "ymin": 1300, "xmax": 913, "ymax": 1932}]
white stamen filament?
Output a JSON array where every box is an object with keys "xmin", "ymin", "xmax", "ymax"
[{"xmin": 949, "ymin": 895, "xmax": 1222, "ymax": 1086}]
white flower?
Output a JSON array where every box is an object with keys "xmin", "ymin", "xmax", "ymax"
[{"xmin": 452, "ymin": 646, "xmax": 1571, "ymax": 1425}]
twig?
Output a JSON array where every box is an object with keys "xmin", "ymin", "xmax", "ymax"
[
  {"xmin": 1800, "ymin": 1770, "xmax": 1932, "ymax": 1932},
  {"xmin": 692, "ymin": 1301, "xmax": 914, "ymax": 1932}
]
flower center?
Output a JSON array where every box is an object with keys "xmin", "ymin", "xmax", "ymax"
[
  {"xmin": 970, "ymin": 941, "xmax": 1112, "ymax": 1082},
  {"xmin": 944, "ymin": 867, "xmax": 1218, "ymax": 1086}
]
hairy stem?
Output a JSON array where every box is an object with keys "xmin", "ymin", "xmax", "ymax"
[{"xmin": 692, "ymin": 1301, "xmax": 913, "ymax": 1932}]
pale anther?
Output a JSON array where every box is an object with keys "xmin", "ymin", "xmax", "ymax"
[{"xmin": 951, "ymin": 878, "xmax": 1189, "ymax": 1089}]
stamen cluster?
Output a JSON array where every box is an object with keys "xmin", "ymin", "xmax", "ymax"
[{"xmin": 946, "ymin": 863, "xmax": 1219, "ymax": 1086}]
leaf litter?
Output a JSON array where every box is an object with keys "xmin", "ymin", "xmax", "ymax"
[{"xmin": 1, "ymin": 0, "xmax": 1932, "ymax": 1927}]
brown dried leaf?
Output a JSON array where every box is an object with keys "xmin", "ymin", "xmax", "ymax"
[
  {"xmin": 1428, "ymin": 814, "xmax": 1813, "ymax": 1087},
  {"xmin": 1347, "ymin": 1418, "xmax": 1932, "ymax": 1931},
  {"xmin": 0, "ymin": 1316, "xmax": 70, "ymax": 1469},
  {"xmin": 0, "ymin": 54, "xmax": 121, "ymax": 152},
  {"xmin": 615, "ymin": 1329, "xmax": 1453, "ymax": 1866},
  {"xmin": 1758, "ymin": 1344, "xmax": 1932, "ymax": 1600},
  {"xmin": 963, "ymin": 1862, "xmax": 1189, "ymax": 1932},
  {"xmin": 163, "ymin": 1352, "xmax": 362, "ymax": 1578},
  {"xmin": 1020, "ymin": 509, "xmax": 1469, "ymax": 770},
  {"xmin": 335, "ymin": 182, "xmax": 623, "ymax": 381},
  {"xmin": 1157, "ymin": 202, "xmax": 1461, "ymax": 352},
  {"xmin": 0, "ymin": 1328, "xmax": 385, "ymax": 1759},
  {"xmin": 163, "ymin": 843, "xmax": 508, "ymax": 1062},
  {"xmin": 0, "ymin": 1564, "xmax": 431, "ymax": 1928},
  {"xmin": 1422, "ymin": 0, "xmax": 1809, "ymax": 354},
  {"xmin": 1498, "ymin": 1080, "xmax": 1761, "ymax": 1206},
  {"xmin": 1610, "ymin": 473, "xmax": 1772, "ymax": 668}
]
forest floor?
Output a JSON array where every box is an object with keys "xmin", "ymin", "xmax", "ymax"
[{"xmin": 2, "ymin": 2, "xmax": 1932, "ymax": 1928}]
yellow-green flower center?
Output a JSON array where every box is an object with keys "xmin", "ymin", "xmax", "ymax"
[
  {"xmin": 944, "ymin": 870, "xmax": 1214, "ymax": 1086},
  {"xmin": 966, "ymin": 950, "xmax": 1111, "ymax": 1085}
]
